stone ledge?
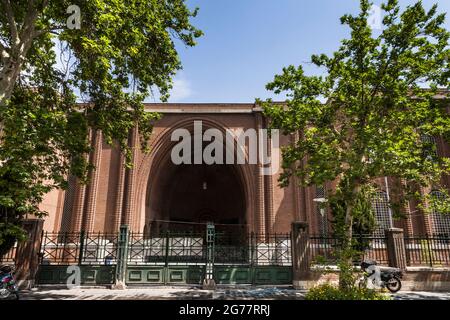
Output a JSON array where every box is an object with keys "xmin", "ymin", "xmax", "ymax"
[
  {"xmin": 406, "ymin": 266, "xmax": 450, "ymax": 272},
  {"xmin": 295, "ymin": 268, "xmax": 450, "ymax": 292}
]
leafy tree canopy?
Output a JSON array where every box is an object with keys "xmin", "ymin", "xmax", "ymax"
[
  {"xmin": 258, "ymin": 0, "xmax": 450, "ymax": 288},
  {"xmin": 0, "ymin": 0, "xmax": 202, "ymax": 252}
]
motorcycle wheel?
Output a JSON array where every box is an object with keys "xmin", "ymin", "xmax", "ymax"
[
  {"xmin": 0, "ymin": 289, "xmax": 11, "ymax": 300},
  {"xmin": 386, "ymin": 276, "xmax": 402, "ymax": 293}
]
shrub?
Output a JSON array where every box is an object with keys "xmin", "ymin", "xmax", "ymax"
[{"xmin": 305, "ymin": 283, "xmax": 391, "ymax": 300}]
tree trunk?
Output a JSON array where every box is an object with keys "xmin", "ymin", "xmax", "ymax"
[
  {"xmin": 0, "ymin": 59, "xmax": 22, "ymax": 107},
  {"xmin": 0, "ymin": 14, "xmax": 38, "ymax": 107},
  {"xmin": 338, "ymin": 184, "xmax": 360, "ymax": 290}
]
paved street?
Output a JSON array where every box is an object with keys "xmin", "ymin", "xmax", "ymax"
[
  {"xmin": 392, "ymin": 291, "xmax": 450, "ymax": 300},
  {"xmin": 20, "ymin": 287, "xmax": 304, "ymax": 300},
  {"xmin": 18, "ymin": 286, "xmax": 450, "ymax": 300}
]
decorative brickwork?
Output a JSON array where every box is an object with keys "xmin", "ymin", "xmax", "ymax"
[
  {"xmin": 38, "ymin": 103, "xmax": 448, "ymax": 239},
  {"xmin": 82, "ymin": 129, "xmax": 103, "ymax": 232}
]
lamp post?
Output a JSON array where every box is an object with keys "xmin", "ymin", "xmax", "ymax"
[
  {"xmin": 313, "ymin": 197, "xmax": 327, "ymax": 216},
  {"xmin": 384, "ymin": 176, "xmax": 393, "ymax": 228},
  {"xmin": 313, "ymin": 197, "xmax": 328, "ymax": 236}
]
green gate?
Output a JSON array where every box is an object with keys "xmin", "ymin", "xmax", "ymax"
[
  {"xmin": 36, "ymin": 231, "xmax": 117, "ymax": 285},
  {"xmin": 125, "ymin": 231, "xmax": 206, "ymax": 285},
  {"xmin": 36, "ymin": 225, "xmax": 292, "ymax": 286},
  {"xmin": 213, "ymin": 232, "xmax": 292, "ymax": 285}
]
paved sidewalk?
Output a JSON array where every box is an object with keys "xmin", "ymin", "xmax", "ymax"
[
  {"xmin": 392, "ymin": 291, "xmax": 450, "ymax": 300},
  {"xmin": 20, "ymin": 287, "xmax": 305, "ymax": 300},
  {"xmin": 19, "ymin": 287, "xmax": 450, "ymax": 300}
]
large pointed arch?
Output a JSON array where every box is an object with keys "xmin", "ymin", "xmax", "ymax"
[{"xmin": 132, "ymin": 116, "xmax": 257, "ymax": 233}]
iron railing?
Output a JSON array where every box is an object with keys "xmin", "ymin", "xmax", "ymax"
[
  {"xmin": 126, "ymin": 232, "xmax": 293, "ymax": 267},
  {"xmin": 0, "ymin": 243, "xmax": 17, "ymax": 264},
  {"xmin": 36, "ymin": 231, "xmax": 450, "ymax": 268},
  {"xmin": 128, "ymin": 232, "xmax": 207, "ymax": 266},
  {"xmin": 253, "ymin": 233, "xmax": 292, "ymax": 266},
  {"xmin": 39, "ymin": 232, "xmax": 118, "ymax": 265},
  {"xmin": 309, "ymin": 235, "xmax": 389, "ymax": 266},
  {"xmin": 405, "ymin": 235, "xmax": 450, "ymax": 267},
  {"xmin": 213, "ymin": 233, "xmax": 292, "ymax": 266},
  {"xmin": 127, "ymin": 232, "xmax": 292, "ymax": 266},
  {"xmin": 214, "ymin": 230, "xmax": 249, "ymax": 264}
]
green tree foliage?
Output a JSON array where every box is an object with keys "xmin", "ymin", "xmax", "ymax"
[
  {"xmin": 305, "ymin": 283, "xmax": 391, "ymax": 300},
  {"xmin": 0, "ymin": 0, "xmax": 202, "ymax": 255},
  {"xmin": 258, "ymin": 0, "xmax": 450, "ymax": 289}
]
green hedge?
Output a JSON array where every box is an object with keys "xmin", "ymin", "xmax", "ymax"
[{"xmin": 305, "ymin": 283, "xmax": 391, "ymax": 300}]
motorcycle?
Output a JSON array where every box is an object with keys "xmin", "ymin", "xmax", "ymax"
[
  {"xmin": 358, "ymin": 260, "xmax": 403, "ymax": 293},
  {"xmin": 0, "ymin": 265, "xmax": 19, "ymax": 300}
]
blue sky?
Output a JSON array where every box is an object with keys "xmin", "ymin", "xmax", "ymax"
[{"xmin": 158, "ymin": 0, "xmax": 450, "ymax": 103}]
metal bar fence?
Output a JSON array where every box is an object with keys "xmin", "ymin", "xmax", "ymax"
[
  {"xmin": 309, "ymin": 235, "xmax": 389, "ymax": 266},
  {"xmin": 213, "ymin": 233, "xmax": 292, "ymax": 266},
  {"xmin": 252, "ymin": 233, "xmax": 292, "ymax": 266},
  {"xmin": 214, "ymin": 230, "xmax": 250, "ymax": 265},
  {"xmin": 127, "ymin": 232, "xmax": 207, "ymax": 266},
  {"xmin": 126, "ymin": 232, "xmax": 293, "ymax": 267},
  {"xmin": 36, "ymin": 231, "xmax": 450, "ymax": 268},
  {"xmin": 0, "ymin": 243, "xmax": 17, "ymax": 264},
  {"xmin": 38, "ymin": 232, "xmax": 118, "ymax": 265},
  {"xmin": 405, "ymin": 235, "xmax": 450, "ymax": 267}
]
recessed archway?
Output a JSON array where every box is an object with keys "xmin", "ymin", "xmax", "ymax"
[{"xmin": 143, "ymin": 121, "xmax": 249, "ymax": 234}]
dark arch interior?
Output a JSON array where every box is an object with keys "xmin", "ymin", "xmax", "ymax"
[{"xmin": 145, "ymin": 139, "xmax": 247, "ymax": 234}]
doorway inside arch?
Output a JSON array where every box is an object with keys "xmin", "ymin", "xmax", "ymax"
[{"xmin": 145, "ymin": 157, "xmax": 247, "ymax": 235}]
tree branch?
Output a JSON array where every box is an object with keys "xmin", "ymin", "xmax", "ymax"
[
  {"xmin": 20, "ymin": 0, "xmax": 39, "ymax": 40},
  {"xmin": 0, "ymin": 41, "xmax": 9, "ymax": 56},
  {"xmin": 32, "ymin": 1, "xmax": 59, "ymax": 38},
  {"xmin": 33, "ymin": 25, "xmax": 64, "ymax": 38},
  {"xmin": 1, "ymin": 0, "xmax": 19, "ymax": 46},
  {"xmin": 0, "ymin": 43, "xmax": 10, "ymax": 62}
]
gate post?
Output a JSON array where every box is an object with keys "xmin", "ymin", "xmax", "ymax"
[
  {"xmin": 385, "ymin": 228, "xmax": 407, "ymax": 270},
  {"xmin": 250, "ymin": 232, "xmax": 256, "ymax": 285},
  {"xmin": 203, "ymin": 223, "xmax": 216, "ymax": 289},
  {"xmin": 291, "ymin": 222, "xmax": 311, "ymax": 290},
  {"xmin": 14, "ymin": 219, "xmax": 44, "ymax": 289},
  {"xmin": 113, "ymin": 225, "xmax": 129, "ymax": 289},
  {"xmin": 78, "ymin": 230, "xmax": 85, "ymax": 266}
]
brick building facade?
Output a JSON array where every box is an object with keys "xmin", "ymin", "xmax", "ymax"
[{"xmin": 39, "ymin": 103, "xmax": 450, "ymax": 237}]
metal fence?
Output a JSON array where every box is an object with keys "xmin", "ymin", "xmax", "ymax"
[
  {"xmin": 0, "ymin": 243, "xmax": 17, "ymax": 264},
  {"xmin": 39, "ymin": 232, "xmax": 118, "ymax": 265},
  {"xmin": 214, "ymin": 233, "xmax": 292, "ymax": 266},
  {"xmin": 252, "ymin": 233, "xmax": 292, "ymax": 266},
  {"xmin": 128, "ymin": 232, "xmax": 206, "ymax": 266},
  {"xmin": 36, "ymin": 231, "xmax": 450, "ymax": 268},
  {"xmin": 405, "ymin": 235, "xmax": 450, "ymax": 267},
  {"xmin": 309, "ymin": 234, "xmax": 450, "ymax": 267},
  {"xmin": 309, "ymin": 235, "xmax": 389, "ymax": 266},
  {"xmin": 127, "ymin": 232, "xmax": 292, "ymax": 267},
  {"xmin": 38, "ymin": 231, "xmax": 292, "ymax": 267}
]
